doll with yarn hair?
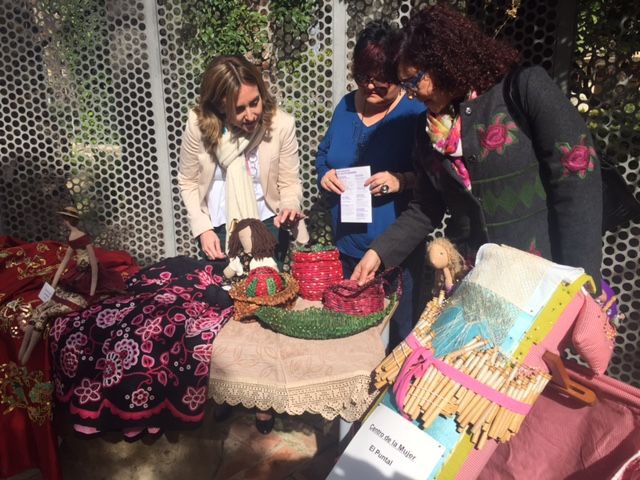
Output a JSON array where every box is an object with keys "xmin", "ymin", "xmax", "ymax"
[
  {"xmin": 426, "ymin": 237, "xmax": 467, "ymax": 296},
  {"xmin": 223, "ymin": 218, "xmax": 278, "ymax": 280}
]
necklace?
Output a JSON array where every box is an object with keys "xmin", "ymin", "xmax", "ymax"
[{"xmin": 357, "ymin": 91, "xmax": 399, "ymax": 127}]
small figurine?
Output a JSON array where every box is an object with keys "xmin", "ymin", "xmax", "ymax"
[
  {"xmin": 426, "ymin": 237, "xmax": 466, "ymax": 296},
  {"xmin": 223, "ymin": 218, "xmax": 278, "ymax": 280},
  {"xmin": 19, "ymin": 206, "xmax": 126, "ymax": 364}
]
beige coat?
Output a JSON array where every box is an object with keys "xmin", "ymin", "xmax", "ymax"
[{"xmin": 178, "ymin": 108, "xmax": 308, "ymax": 243}]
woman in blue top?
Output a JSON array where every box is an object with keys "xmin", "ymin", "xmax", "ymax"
[{"xmin": 316, "ymin": 21, "xmax": 426, "ymax": 347}]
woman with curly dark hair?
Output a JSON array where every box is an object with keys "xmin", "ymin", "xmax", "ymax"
[{"xmin": 352, "ymin": 4, "xmax": 604, "ymax": 296}]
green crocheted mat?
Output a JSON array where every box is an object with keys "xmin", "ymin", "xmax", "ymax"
[{"xmin": 254, "ymin": 293, "xmax": 398, "ymax": 340}]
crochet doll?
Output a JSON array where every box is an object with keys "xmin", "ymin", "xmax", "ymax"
[
  {"xmin": 426, "ymin": 237, "xmax": 467, "ymax": 296},
  {"xmin": 223, "ymin": 218, "xmax": 278, "ymax": 280}
]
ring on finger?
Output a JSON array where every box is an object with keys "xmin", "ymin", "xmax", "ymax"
[{"xmin": 380, "ymin": 184, "xmax": 390, "ymax": 194}]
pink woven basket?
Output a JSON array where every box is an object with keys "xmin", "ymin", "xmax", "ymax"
[
  {"xmin": 291, "ymin": 247, "xmax": 343, "ymax": 301},
  {"xmin": 322, "ymin": 279, "xmax": 385, "ymax": 316}
]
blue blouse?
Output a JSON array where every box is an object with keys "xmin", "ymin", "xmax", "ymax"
[{"xmin": 315, "ymin": 92, "xmax": 426, "ymax": 259}]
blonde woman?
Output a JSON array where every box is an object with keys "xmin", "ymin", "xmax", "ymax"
[
  {"xmin": 178, "ymin": 55, "xmax": 308, "ymax": 265},
  {"xmin": 178, "ymin": 55, "xmax": 309, "ymax": 434}
]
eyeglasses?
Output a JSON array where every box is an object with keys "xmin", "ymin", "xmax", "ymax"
[
  {"xmin": 353, "ymin": 74, "xmax": 392, "ymax": 88},
  {"xmin": 399, "ymin": 70, "xmax": 426, "ymax": 97}
]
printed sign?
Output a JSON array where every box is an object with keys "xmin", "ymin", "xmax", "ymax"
[
  {"xmin": 327, "ymin": 403, "xmax": 445, "ymax": 480},
  {"xmin": 38, "ymin": 282, "xmax": 55, "ymax": 303}
]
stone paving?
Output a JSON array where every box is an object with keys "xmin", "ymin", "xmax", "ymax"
[{"xmin": 54, "ymin": 404, "xmax": 342, "ymax": 480}]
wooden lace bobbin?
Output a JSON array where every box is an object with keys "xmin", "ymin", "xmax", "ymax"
[
  {"xmin": 375, "ymin": 341, "xmax": 413, "ymax": 388},
  {"xmin": 423, "ymin": 350, "xmax": 480, "ymax": 425},
  {"xmin": 457, "ymin": 362, "xmax": 495, "ymax": 425},
  {"xmin": 488, "ymin": 379, "xmax": 521, "ymax": 439},
  {"xmin": 420, "ymin": 337, "xmax": 487, "ymax": 426},
  {"xmin": 406, "ymin": 365, "xmax": 440, "ymax": 419},
  {"xmin": 419, "ymin": 356, "xmax": 465, "ymax": 426},
  {"xmin": 470, "ymin": 361, "xmax": 514, "ymax": 427},
  {"xmin": 506, "ymin": 375, "xmax": 540, "ymax": 438},
  {"xmin": 494, "ymin": 376, "xmax": 530, "ymax": 442},
  {"xmin": 454, "ymin": 351, "xmax": 489, "ymax": 404},
  {"xmin": 447, "ymin": 337, "xmax": 488, "ymax": 358},
  {"xmin": 374, "ymin": 295, "xmax": 441, "ymax": 389},
  {"xmin": 457, "ymin": 349, "xmax": 499, "ymax": 415},
  {"xmin": 470, "ymin": 365, "xmax": 519, "ymax": 446},
  {"xmin": 470, "ymin": 365, "xmax": 514, "ymax": 436},
  {"xmin": 449, "ymin": 351, "xmax": 485, "ymax": 407},
  {"xmin": 457, "ymin": 365, "xmax": 503, "ymax": 427},
  {"xmin": 492, "ymin": 377, "xmax": 528, "ymax": 441},
  {"xmin": 507, "ymin": 373, "xmax": 549, "ymax": 437},
  {"xmin": 421, "ymin": 352, "xmax": 478, "ymax": 427},
  {"xmin": 464, "ymin": 367, "xmax": 507, "ymax": 428}
]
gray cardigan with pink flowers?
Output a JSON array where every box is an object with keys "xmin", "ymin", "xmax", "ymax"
[{"xmin": 371, "ymin": 66, "xmax": 603, "ymax": 288}]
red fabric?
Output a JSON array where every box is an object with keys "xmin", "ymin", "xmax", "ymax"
[
  {"xmin": 61, "ymin": 234, "xmax": 138, "ymax": 295},
  {"xmin": 478, "ymin": 365, "xmax": 640, "ymax": 480},
  {"xmin": 68, "ymin": 234, "xmax": 92, "ymax": 249},
  {"xmin": 0, "ymin": 236, "xmax": 138, "ymax": 479}
]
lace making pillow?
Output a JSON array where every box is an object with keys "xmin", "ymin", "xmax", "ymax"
[{"xmin": 571, "ymin": 294, "xmax": 616, "ymax": 375}]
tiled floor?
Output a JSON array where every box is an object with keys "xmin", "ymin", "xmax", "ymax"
[{"xmin": 53, "ymin": 404, "xmax": 343, "ymax": 480}]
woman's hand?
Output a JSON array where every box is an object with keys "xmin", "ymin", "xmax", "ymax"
[
  {"xmin": 350, "ymin": 249, "xmax": 382, "ymax": 285},
  {"xmin": 320, "ymin": 169, "xmax": 345, "ymax": 194},
  {"xmin": 200, "ymin": 230, "xmax": 225, "ymax": 259},
  {"xmin": 274, "ymin": 209, "xmax": 305, "ymax": 229},
  {"xmin": 365, "ymin": 171, "xmax": 403, "ymax": 196}
]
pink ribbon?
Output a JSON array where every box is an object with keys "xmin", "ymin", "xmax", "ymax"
[{"xmin": 392, "ymin": 335, "xmax": 533, "ymax": 418}]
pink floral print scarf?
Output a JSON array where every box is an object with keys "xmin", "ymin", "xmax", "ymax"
[{"xmin": 426, "ymin": 99, "xmax": 475, "ymax": 191}]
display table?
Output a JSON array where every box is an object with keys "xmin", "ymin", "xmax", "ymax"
[{"xmin": 208, "ymin": 298, "xmax": 394, "ymax": 421}]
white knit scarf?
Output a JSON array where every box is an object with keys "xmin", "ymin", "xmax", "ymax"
[{"xmin": 215, "ymin": 126, "xmax": 265, "ymax": 248}]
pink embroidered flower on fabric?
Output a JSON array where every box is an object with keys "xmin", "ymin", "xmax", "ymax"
[
  {"xmin": 557, "ymin": 135, "xmax": 596, "ymax": 178},
  {"xmin": 50, "ymin": 317, "xmax": 70, "ymax": 342},
  {"xmin": 182, "ymin": 386, "xmax": 206, "ymax": 411},
  {"xmin": 114, "ymin": 338, "xmax": 140, "ymax": 370},
  {"xmin": 66, "ymin": 332, "xmax": 89, "ymax": 350},
  {"xmin": 73, "ymin": 378, "xmax": 101, "ymax": 405},
  {"xmin": 60, "ymin": 346, "xmax": 80, "ymax": 378},
  {"xmin": 131, "ymin": 388, "xmax": 149, "ymax": 407},
  {"xmin": 135, "ymin": 316, "xmax": 163, "ymax": 341},
  {"xmin": 476, "ymin": 113, "xmax": 518, "ymax": 158},
  {"xmin": 193, "ymin": 265, "xmax": 223, "ymax": 290},
  {"xmin": 95, "ymin": 308, "xmax": 120, "ymax": 329},
  {"xmin": 99, "ymin": 351, "xmax": 123, "ymax": 387}
]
